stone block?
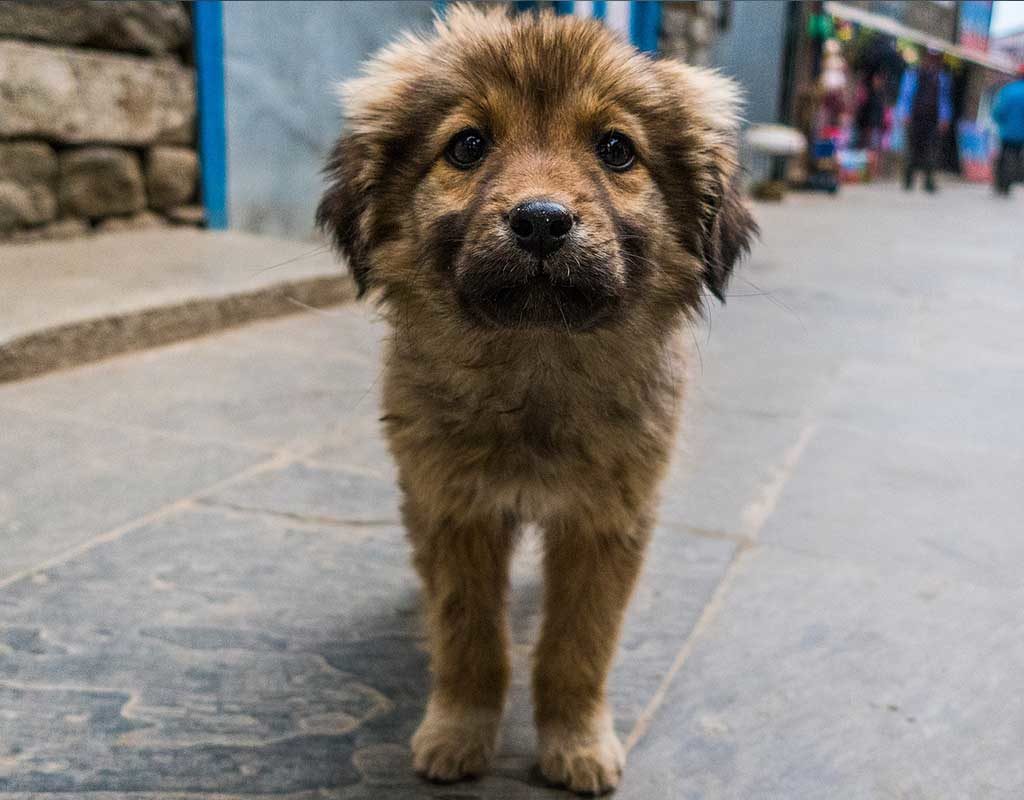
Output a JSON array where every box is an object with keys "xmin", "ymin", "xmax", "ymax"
[
  {"xmin": 0, "ymin": 141, "xmax": 59, "ymax": 230},
  {"xmin": 0, "ymin": 181, "xmax": 56, "ymax": 231},
  {"xmin": 146, "ymin": 146, "xmax": 197, "ymax": 209},
  {"xmin": 0, "ymin": 40, "xmax": 195, "ymax": 145},
  {"xmin": 0, "ymin": 140, "xmax": 57, "ymax": 184},
  {"xmin": 0, "ymin": 0, "xmax": 191, "ymax": 55},
  {"xmin": 59, "ymin": 148, "xmax": 146, "ymax": 218},
  {"xmin": 5, "ymin": 217, "xmax": 89, "ymax": 243},
  {"xmin": 95, "ymin": 210, "xmax": 167, "ymax": 233},
  {"xmin": 165, "ymin": 204, "xmax": 206, "ymax": 226}
]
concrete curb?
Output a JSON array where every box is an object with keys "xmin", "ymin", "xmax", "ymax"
[{"xmin": 0, "ymin": 274, "xmax": 355, "ymax": 383}]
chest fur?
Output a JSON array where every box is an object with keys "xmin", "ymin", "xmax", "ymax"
[{"xmin": 381, "ymin": 335, "xmax": 683, "ymax": 522}]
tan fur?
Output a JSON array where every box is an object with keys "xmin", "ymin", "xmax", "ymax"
[{"xmin": 317, "ymin": 6, "xmax": 755, "ymax": 794}]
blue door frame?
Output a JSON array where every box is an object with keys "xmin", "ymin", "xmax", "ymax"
[
  {"xmin": 629, "ymin": 1, "xmax": 661, "ymax": 53},
  {"xmin": 436, "ymin": 1, "xmax": 661, "ymax": 52},
  {"xmin": 193, "ymin": 0, "xmax": 228, "ymax": 230}
]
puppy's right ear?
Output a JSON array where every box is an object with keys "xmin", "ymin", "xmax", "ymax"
[
  {"xmin": 316, "ymin": 132, "xmax": 375, "ymax": 297},
  {"xmin": 317, "ymin": 22, "xmax": 438, "ymax": 295}
]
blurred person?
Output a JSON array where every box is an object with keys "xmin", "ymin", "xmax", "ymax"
[
  {"xmin": 896, "ymin": 48, "xmax": 952, "ymax": 192},
  {"xmin": 818, "ymin": 39, "xmax": 851, "ymax": 141},
  {"xmin": 855, "ymin": 71, "xmax": 887, "ymax": 150},
  {"xmin": 992, "ymin": 64, "xmax": 1024, "ymax": 196}
]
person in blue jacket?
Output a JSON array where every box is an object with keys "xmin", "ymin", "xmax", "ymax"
[
  {"xmin": 992, "ymin": 64, "xmax": 1024, "ymax": 196},
  {"xmin": 896, "ymin": 49, "xmax": 953, "ymax": 192}
]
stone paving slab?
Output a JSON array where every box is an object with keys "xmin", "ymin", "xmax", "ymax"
[
  {"xmin": 0, "ymin": 309, "xmax": 385, "ymax": 452},
  {"xmin": 0, "ymin": 405, "xmax": 260, "ymax": 584},
  {"xmin": 823, "ymin": 358, "xmax": 1024, "ymax": 455},
  {"xmin": 759, "ymin": 423, "xmax": 1024, "ymax": 589},
  {"xmin": 201, "ymin": 462, "xmax": 401, "ymax": 526},
  {"xmin": 618, "ymin": 545, "xmax": 1024, "ymax": 800},
  {"xmin": 306, "ymin": 411, "xmax": 397, "ymax": 479},
  {"xmin": 0, "ymin": 509, "xmax": 421, "ymax": 795},
  {"xmin": 660, "ymin": 401, "xmax": 815, "ymax": 538}
]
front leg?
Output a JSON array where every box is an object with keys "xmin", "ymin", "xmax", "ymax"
[
  {"xmin": 405, "ymin": 497, "xmax": 517, "ymax": 782},
  {"xmin": 534, "ymin": 516, "xmax": 651, "ymax": 795}
]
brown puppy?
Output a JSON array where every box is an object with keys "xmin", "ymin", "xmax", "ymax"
[{"xmin": 318, "ymin": 5, "xmax": 755, "ymax": 794}]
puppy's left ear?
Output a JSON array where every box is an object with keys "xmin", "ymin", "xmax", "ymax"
[
  {"xmin": 701, "ymin": 177, "xmax": 758, "ymax": 302},
  {"xmin": 651, "ymin": 61, "xmax": 758, "ymax": 303}
]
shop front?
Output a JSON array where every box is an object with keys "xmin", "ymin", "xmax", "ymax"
[{"xmin": 788, "ymin": 1, "xmax": 1016, "ymax": 187}]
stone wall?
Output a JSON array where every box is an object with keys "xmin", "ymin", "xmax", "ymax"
[{"xmin": 0, "ymin": 1, "xmax": 201, "ymax": 241}]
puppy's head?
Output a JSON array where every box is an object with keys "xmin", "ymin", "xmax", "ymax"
[{"xmin": 318, "ymin": 5, "xmax": 756, "ymax": 332}]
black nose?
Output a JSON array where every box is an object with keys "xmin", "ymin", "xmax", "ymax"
[{"xmin": 508, "ymin": 200, "xmax": 574, "ymax": 257}]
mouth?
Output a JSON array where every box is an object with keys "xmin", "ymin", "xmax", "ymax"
[{"xmin": 457, "ymin": 270, "xmax": 618, "ymax": 332}]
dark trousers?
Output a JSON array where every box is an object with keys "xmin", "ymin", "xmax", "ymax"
[
  {"xmin": 995, "ymin": 141, "xmax": 1024, "ymax": 194},
  {"xmin": 904, "ymin": 127, "xmax": 939, "ymax": 191}
]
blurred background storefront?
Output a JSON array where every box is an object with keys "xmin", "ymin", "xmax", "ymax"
[
  {"xmin": 1, "ymin": 1, "xmax": 1021, "ymax": 244},
  {"xmin": 784, "ymin": 1, "xmax": 1017, "ymax": 185}
]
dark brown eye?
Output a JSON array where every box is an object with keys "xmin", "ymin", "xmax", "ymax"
[
  {"xmin": 445, "ymin": 129, "xmax": 487, "ymax": 168},
  {"xmin": 596, "ymin": 131, "xmax": 635, "ymax": 171}
]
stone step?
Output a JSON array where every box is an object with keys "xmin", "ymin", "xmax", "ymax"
[{"xmin": 0, "ymin": 228, "xmax": 352, "ymax": 382}]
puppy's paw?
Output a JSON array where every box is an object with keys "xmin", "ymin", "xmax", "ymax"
[
  {"xmin": 411, "ymin": 700, "xmax": 500, "ymax": 783},
  {"xmin": 538, "ymin": 710, "xmax": 625, "ymax": 795}
]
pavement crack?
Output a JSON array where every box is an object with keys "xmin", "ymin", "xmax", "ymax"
[
  {"xmin": 626, "ymin": 419, "xmax": 819, "ymax": 754},
  {"xmin": 0, "ymin": 450, "xmax": 298, "ymax": 592},
  {"xmin": 193, "ymin": 497, "xmax": 399, "ymax": 530},
  {"xmin": 659, "ymin": 522, "xmax": 754, "ymax": 546},
  {"xmin": 740, "ymin": 421, "xmax": 819, "ymax": 537}
]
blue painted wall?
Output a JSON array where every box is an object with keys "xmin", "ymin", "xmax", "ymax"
[
  {"xmin": 221, "ymin": 1, "xmax": 435, "ymax": 239},
  {"xmin": 709, "ymin": 0, "xmax": 789, "ymax": 181},
  {"xmin": 709, "ymin": 0, "xmax": 789, "ymax": 127}
]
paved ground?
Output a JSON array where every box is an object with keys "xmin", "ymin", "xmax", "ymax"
[{"xmin": 1, "ymin": 183, "xmax": 1023, "ymax": 799}]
